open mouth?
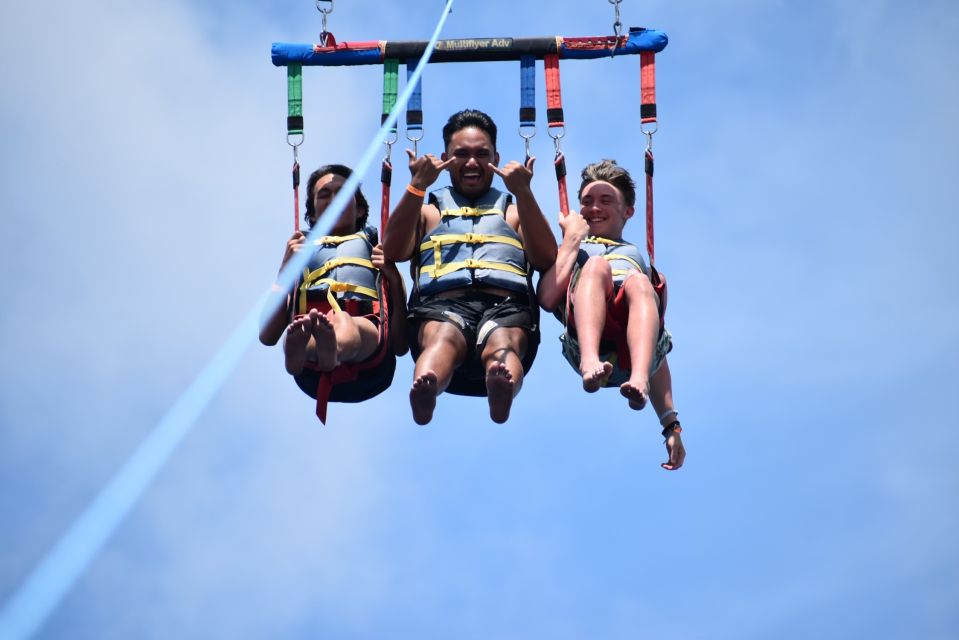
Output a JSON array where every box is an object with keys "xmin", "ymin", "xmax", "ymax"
[{"xmin": 461, "ymin": 169, "xmax": 483, "ymax": 184}]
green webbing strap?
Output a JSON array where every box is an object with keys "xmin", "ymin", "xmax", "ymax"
[
  {"xmin": 381, "ymin": 58, "xmax": 399, "ymax": 133},
  {"xmin": 287, "ymin": 63, "xmax": 303, "ymax": 135}
]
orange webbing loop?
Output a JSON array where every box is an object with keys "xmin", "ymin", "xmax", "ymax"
[{"xmin": 640, "ymin": 52, "xmax": 657, "ymax": 124}]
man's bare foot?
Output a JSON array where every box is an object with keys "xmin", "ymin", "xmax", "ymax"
[
  {"xmin": 284, "ymin": 315, "xmax": 313, "ymax": 375},
  {"xmin": 410, "ymin": 371, "xmax": 439, "ymax": 425},
  {"xmin": 581, "ymin": 360, "xmax": 613, "ymax": 393},
  {"xmin": 662, "ymin": 424, "xmax": 685, "ymax": 471},
  {"xmin": 312, "ymin": 310, "xmax": 338, "ymax": 372},
  {"xmin": 486, "ymin": 362, "xmax": 515, "ymax": 424},
  {"xmin": 619, "ymin": 378, "xmax": 649, "ymax": 410}
]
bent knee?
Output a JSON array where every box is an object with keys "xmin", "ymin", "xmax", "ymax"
[
  {"xmin": 581, "ymin": 256, "xmax": 613, "ymax": 279},
  {"xmin": 623, "ymin": 272, "xmax": 658, "ymax": 302},
  {"xmin": 482, "ymin": 325, "xmax": 527, "ymax": 355}
]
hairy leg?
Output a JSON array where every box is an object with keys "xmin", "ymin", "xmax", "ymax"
[
  {"xmin": 619, "ymin": 273, "xmax": 659, "ymax": 410},
  {"xmin": 410, "ymin": 320, "xmax": 467, "ymax": 425},
  {"xmin": 481, "ymin": 326, "xmax": 527, "ymax": 424},
  {"xmin": 571, "ymin": 257, "xmax": 615, "ymax": 392}
]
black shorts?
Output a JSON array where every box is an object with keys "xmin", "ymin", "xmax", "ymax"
[{"xmin": 408, "ymin": 290, "xmax": 540, "ymax": 396}]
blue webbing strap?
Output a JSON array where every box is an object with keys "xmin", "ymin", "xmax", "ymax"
[
  {"xmin": 406, "ymin": 61, "xmax": 423, "ymax": 133},
  {"xmin": 519, "ymin": 55, "xmax": 535, "ymax": 127}
]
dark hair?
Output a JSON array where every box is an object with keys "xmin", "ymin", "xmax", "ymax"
[
  {"xmin": 578, "ymin": 159, "xmax": 637, "ymax": 208},
  {"xmin": 304, "ymin": 164, "xmax": 370, "ymax": 230},
  {"xmin": 442, "ymin": 109, "xmax": 498, "ymax": 151}
]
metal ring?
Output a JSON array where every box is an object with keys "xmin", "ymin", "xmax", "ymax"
[
  {"xmin": 518, "ymin": 125, "xmax": 536, "ymax": 140},
  {"xmin": 547, "ymin": 125, "xmax": 566, "ymax": 141},
  {"xmin": 286, "ymin": 132, "xmax": 305, "ymax": 148},
  {"xmin": 640, "ymin": 121, "xmax": 659, "ymax": 136},
  {"xmin": 406, "ymin": 128, "xmax": 424, "ymax": 143},
  {"xmin": 316, "ymin": 0, "xmax": 333, "ymax": 15}
]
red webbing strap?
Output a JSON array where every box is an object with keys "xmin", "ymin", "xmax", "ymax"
[
  {"xmin": 312, "ymin": 159, "xmax": 394, "ymax": 424},
  {"xmin": 312, "ymin": 299, "xmax": 391, "ymax": 424},
  {"xmin": 379, "ymin": 159, "xmax": 392, "ymax": 322},
  {"xmin": 555, "ymin": 154, "xmax": 570, "ymax": 216},
  {"xmin": 645, "ymin": 148, "xmax": 654, "ymax": 266},
  {"xmin": 640, "ymin": 52, "xmax": 657, "ymax": 124},
  {"xmin": 292, "ymin": 160, "xmax": 301, "ymax": 232},
  {"xmin": 645, "ymin": 145, "xmax": 668, "ymax": 323},
  {"xmin": 544, "ymin": 54, "xmax": 564, "ymax": 128},
  {"xmin": 315, "ymin": 373, "xmax": 333, "ymax": 423},
  {"xmin": 640, "ymin": 51, "xmax": 665, "ymax": 321},
  {"xmin": 544, "ymin": 53, "xmax": 569, "ymax": 216}
]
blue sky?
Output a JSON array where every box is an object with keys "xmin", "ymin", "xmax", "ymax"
[{"xmin": 1, "ymin": 1, "xmax": 957, "ymax": 638}]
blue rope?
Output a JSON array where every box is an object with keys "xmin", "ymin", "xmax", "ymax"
[{"xmin": 0, "ymin": 1, "xmax": 456, "ymax": 637}]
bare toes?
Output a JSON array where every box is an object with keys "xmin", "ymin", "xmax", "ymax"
[
  {"xmin": 619, "ymin": 381, "xmax": 649, "ymax": 411},
  {"xmin": 410, "ymin": 372, "xmax": 438, "ymax": 425},
  {"xmin": 487, "ymin": 364, "xmax": 515, "ymax": 424}
]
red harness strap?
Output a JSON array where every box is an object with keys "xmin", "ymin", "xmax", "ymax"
[
  {"xmin": 640, "ymin": 52, "xmax": 657, "ymax": 124},
  {"xmin": 292, "ymin": 160, "xmax": 301, "ymax": 233},
  {"xmin": 544, "ymin": 53, "xmax": 570, "ymax": 215},
  {"xmin": 313, "ymin": 155, "xmax": 396, "ymax": 424},
  {"xmin": 312, "ymin": 299, "xmax": 389, "ymax": 423},
  {"xmin": 639, "ymin": 51, "xmax": 667, "ymax": 324}
]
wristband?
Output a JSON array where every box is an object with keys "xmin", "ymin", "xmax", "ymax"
[
  {"xmin": 406, "ymin": 183, "xmax": 426, "ymax": 198},
  {"xmin": 657, "ymin": 408, "xmax": 678, "ymax": 424},
  {"xmin": 661, "ymin": 420, "xmax": 682, "ymax": 439}
]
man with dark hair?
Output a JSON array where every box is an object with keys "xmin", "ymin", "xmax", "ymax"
[
  {"xmin": 260, "ymin": 164, "xmax": 407, "ymax": 395},
  {"xmin": 538, "ymin": 159, "xmax": 685, "ymax": 470},
  {"xmin": 384, "ymin": 109, "xmax": 556, "ymax": 425}
]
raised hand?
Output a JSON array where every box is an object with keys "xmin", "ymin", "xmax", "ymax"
[
  {"xmin": 558, "ymin": 209, "xmax": 590, "ymax": 245},
  {"xmin": 488, "ymin": 156, "xmax": 535, "ymax": 195},
  {"xmin": 407, "ymin": 149, "xmax": 453, "ymax": 191},
  {"xmin": 371, "ymin": 243, "xmax": 386, "ymax": 270},
  {"xmin": 281, "ymin": 230, "xmax": 307, "ymax": 269}
]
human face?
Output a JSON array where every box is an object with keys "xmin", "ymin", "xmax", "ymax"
[
  {"xmin": 579, "ymin": 180, "xmax": 634, "ymax": 239},
  {"xmin": 442, "ymin": 126, "xmax": 499, "ymax": 199},
  {"xmin": 311, "ymin": 173, "xmax": 358, "ymax": 234}
]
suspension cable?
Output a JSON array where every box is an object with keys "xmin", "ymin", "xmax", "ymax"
[{"xmin": 0, "ymin": 3, "xmax": 456, "ymax": 638}]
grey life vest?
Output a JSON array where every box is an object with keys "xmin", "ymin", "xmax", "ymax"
[{"xmin": 416, "ymin": 186, "xmax": 530, "ymax": 297}]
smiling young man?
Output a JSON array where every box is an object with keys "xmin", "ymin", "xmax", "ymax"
[
  {"xmin": 537, "ymin": 159, "xmax": 685, "ymax": 471},
  {"xmin": 383, "ymin": 109, "xmax": 556, "ymax": 425}
]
